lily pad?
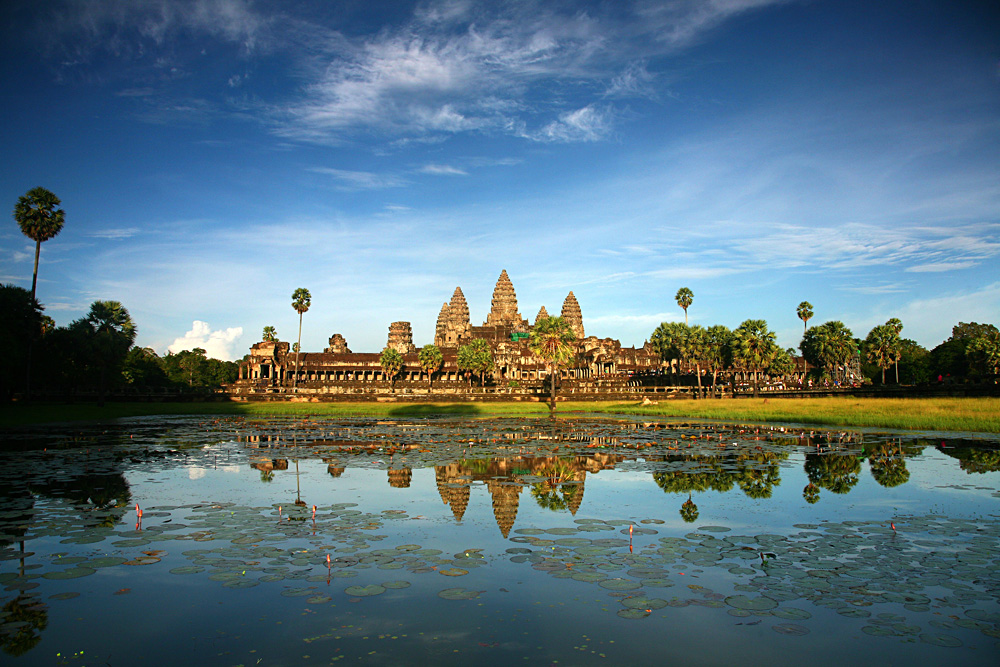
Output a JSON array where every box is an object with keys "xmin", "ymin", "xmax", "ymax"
[
  {"xmin": 438, "ymin": 587, "xmax": 482, "ymax": 600},
  {"xmin": 344, "ymin": 585, "xmax": 385, "ymax": 597},
  {"xmin": 772, "ymin": 623, "xmax": 810, "ymax": 636},
  {"xmin": 725, "ymin": 595, "xmax": 777, "ymax": 611}
]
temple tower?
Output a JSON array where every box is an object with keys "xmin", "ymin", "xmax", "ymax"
[
  {"xmin": 325, "ymin": 333, "xmax": 350, "ymax": 354},
  {"xmin": 486, "ymin": 270, "xmax": 523, "ymax": 326},
  {"xmin": 437, "ymin": 287, "xmax": 471, "ymax": 346},
  {"xmin": 561, "ymin": 291, "xmax": 585, "ymax": 339},
  {"xmin": 386, "ymin": 321, "xmax": 416, "ymax": 354},
  {"xmin": 534, "ymin": 306, "xmax": 549, "ymax": 325}
]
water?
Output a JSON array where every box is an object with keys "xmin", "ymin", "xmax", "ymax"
[{"xmin": 1, "ymin": 415, "xmax": 998, "ymax": 665}]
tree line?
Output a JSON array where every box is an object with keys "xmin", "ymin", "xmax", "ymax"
[{"xmin": 650, "ymin": 289, "xmax": 999, "ymax": 393}]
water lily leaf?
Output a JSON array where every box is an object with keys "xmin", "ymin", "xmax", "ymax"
[
  {"xmin": 772, "ymin": 624, "xmax": 809, "ymax": 636},
  {"xmin": 439, "ymin": 568, "xmax": 468, "ymax": 577},
  {"xmin": 438, "ymin": 587, "xmax": 482, "ymax": 600},
  {"xmin": 344, "ymin": 585, "xmax": 385, "ymax": 597}
]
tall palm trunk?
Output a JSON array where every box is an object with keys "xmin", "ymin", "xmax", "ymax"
[
  {"xmin": 293, "ymin": 312, "xmax": 303, "ymax": 390},
  {"xmin": 31, "ymin": 240, "xmax": 41, "ymax": 300}
]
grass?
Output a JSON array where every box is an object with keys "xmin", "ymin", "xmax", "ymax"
[{"xmin": 1, "ymin": 396, "xmax": 998, "ymax": 433}]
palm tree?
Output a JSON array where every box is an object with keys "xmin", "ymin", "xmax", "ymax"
[
  {"xmin": 796, "ymin": 301, "xmax": 813, "ymax": 333},
  {"xmin": 732, "ymin": 319, "xmax": 778, "ymax": 397},
  {"xmin": 418, "ymin": 344, "xmax": 443, "ymax": 389},
  {"xmin": 801, "ymin": 321, "xmax": 855, "ymax": 382},
  {"xmin": 650, "ymin": 321, "xmax": 689, "ymax": 373},
  {"xmin": 703, "ymin": 324, "xmax": 732, "ymax": 395},
  {"xmin": 528, "ymin": 316, "xmax": 577, "ymax": 412},
  {"xmin": 379, "ymin": 348, "xmax": 403, "ymax": 391},
  {"xmin": 886, "ymin": 318, "xmax": 903, "ymax": 383},
  {"xmin": 80, "ymin": 300, "xmax": 136, "ymax": 405},
  {"xmin": 13, "ymin": 187, "xmax": 65, "ymax": 300},
  {"xmin": 677, "ymin": 324, "xmax": 708, "ymax": 394},
  {"xmin": 675, "ymin": 287, "xmax": 693, "ymax": 325},
  {"xmin": 290, "ymin": 288, "xmax": 311, "ymax": 390},
  {"xmin": 262, "ymin": 326, "xmax": 277, "ymax": 342},
  {"xmin": 865, "ymin": 324, "xmax": 900, "ymax": 384}
]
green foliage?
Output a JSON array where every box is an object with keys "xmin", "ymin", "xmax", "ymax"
[
  {"xmin": 863, "ymin": 324, "xmax": 901, "ymax": 384},
  {"xmin": 262, "ymin": 326, "xmax": 277, "ymax": 342},
  {"xmin": 650, "ymin": 321, "xmax": 688, "ymax": 363},
  {"xmin": 122, "ymin": 347, "xmax": 169, "ymax": 386},
  {"xmin": 966, "ymin": 329, "xmax": 1000, "ymax": 377},
  {"xmin": 0, "ymin": 284, "xmax": 42, "ymax": 400},
  {"xmin": 418, "ymin": 343, "xmax": 444, "ymax": 384},
  {"xmin": 457, "ymin": 339, "xmax": 494, "ymax": 386},
  {"xmin": 675, "ymin": 287, "xmax": 693, "ymax": 324},
  {"xmin": 13, "ymin": 186, "xmax": 65, "ymax": 298},
  {"xmin": 800, "ymin": 321, "xmax": 855, "ymax": 378},
  {"xmin": 291, "ymin": 288, "xmax": 311, "ymax": 388},
  {"xmin": 732, "ymin": 319, "xmax": 778, "ymax": 396},
  {"xmin": 928, "ymin": 323, "xmax": 999, "ymax": 380},
  {"xmin": 767, "ymin": 347, "xmax": 795, "ymax": 378},
  {"xmin": 529, "ymin": 316, "xmax": 576, "ymax": 406},
  {"xmin": 796, "ymin": 301, "xmax": 813, "ymax": 330},
  {"xmin": 379, "ymin": 348, "xmax": 404, "ymax": 383}
]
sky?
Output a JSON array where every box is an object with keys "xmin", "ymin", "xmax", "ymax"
[{"xmin": 2, "ymin": 0, "xmax": 998, "ymax": 361}]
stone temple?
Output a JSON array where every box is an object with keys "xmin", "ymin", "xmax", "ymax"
[{"xmin": 235, "ymin": 270, "xmax": 660, "ymax": 397}]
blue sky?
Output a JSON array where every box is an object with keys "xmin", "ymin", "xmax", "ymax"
[{"xmin": 2, "ymin": 0, "xmax": 998, "ymax": 360}]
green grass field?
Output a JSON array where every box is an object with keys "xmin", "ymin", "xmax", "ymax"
[{"xmin": 1, "ymin": 396, "xmax": 998, "ymax": 433}]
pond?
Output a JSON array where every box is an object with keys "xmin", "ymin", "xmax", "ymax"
[{"xmin": 1, "ymin": 415, "xmax": 999, "ymax": 666}]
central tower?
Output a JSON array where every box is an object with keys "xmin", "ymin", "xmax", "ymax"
[{"xmin": 485, "ymin": 270, "xmax": 524, "ymax": 327}]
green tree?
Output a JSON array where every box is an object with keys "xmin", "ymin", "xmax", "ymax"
[
  {"xmin": 732, "ymin": 319, "xmax": 778, "ymax": 397},
  {"xmin": 379, "ymin": 348, "xmax": 403, "ymax": 390},
  {"xmin": 767, "ymin": 347, "xmax": 796, "ymax": 381},
  {"xmin": 76, "ymin": 300, "xmax": 137, "ymax": 405},
  {"xmin": 0, "ymin": 284, "xmax": 43, "ymax": 400},
  {"xmin": 677, "ymin": 324, "xmax": 708, "ymax": 393},
  {"xmin": 886, "ymin": 318, "xmax": 903, "ymax": 382},
  {"xmin": 462, "ymin": 338, "xmax": 495, "ymax": 387},
  {"xmin": 290, "ymin": 288, "xmax": 311, "ymax": 390},
  {"xmin": 528, "ymin": 316, "xmax": 577, "ymax": 412},
  {"xmin": 262, "ymin": 326, "xmax": 277, "ymax": 342},
  {"xmin": 966, "ymin": 329, "xmax": 1000, "ymax": 378},
  {"xmin": 864, "ymin": 324, "xmax": 901, "ymax": 384},
  {"xmin": 800, "ymin": 321, "xmax": 855, "ymax": 382},
  {"xmin": 13, "ymin": 187, "xmax": 65, "ymax": 300},
  {"xmin": 675, "ymin": 287, "xmax": 693, "ymax": 325},
  {"xmin": 650, "ymin": 321, "xmax": 689, "ymax": 372},
  {"xmin": 703, "ymin": 324, "xmax": 732, "ymax": 394},
  {"xmin": 122, "ymin": 347, "xmax": 169, "ymax": 387},
  {"xmin": 796, "ymin": 301, "xmax": 813, "ymax": 332},
  {"xmin": 418, "ymin": 343, "xmax": 443, "ymax": 389}
]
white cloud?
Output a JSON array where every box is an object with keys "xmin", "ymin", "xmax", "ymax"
[
  {"xmin": 419, "ymin": 164, "xmax": 468, "ymax": 176},
  {"xmin": 535, "ymin": 105, "xmax": 614, "ymax": 142},
  {"xmin": 168, "ymin": 320, "xmax": 244, "ymax": 360},
  {"xmin": 905, "ymin": 261, "xmax": 977, "ymax": 273},
  {"xmin": 309, "ymin": 167, "xmax": 407, "ymax": 190},
  {"xmin": 88, "ymin": 228, "xmax": 140, "ymax": 240}
]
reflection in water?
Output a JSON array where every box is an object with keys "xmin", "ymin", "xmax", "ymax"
[{"xmin": 0, "ymin": 416, "xmax": 998, "ymax": 664}]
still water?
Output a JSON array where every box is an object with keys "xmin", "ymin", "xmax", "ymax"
[{"xmin": 1, "ymin": 416, "xmax": 998, "ymax": 666}]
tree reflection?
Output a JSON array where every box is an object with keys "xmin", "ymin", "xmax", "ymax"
[
  {"xmin": 679, "ymin": 495, "xmax": 699, "ymax": 523},
  {"xmin": 867, "ymin": 443, "xmax": 911, "ymax": 488},
  {"xmin": 0, "ymin": 595, "xmax": 48, "ymax": 657}
]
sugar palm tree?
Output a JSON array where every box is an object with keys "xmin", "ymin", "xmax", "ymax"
[
  {"xmin": 801, "ymin": 321, "xmax": 854, "ymax": 382},
  {"xmin": 262, "ymin": 326, "xmax": 277, "ymax": 342},
  {"xmin": 796, "ymin": 301, "xmax": 813, "ymax": 333},
  {"xmin": 14, "ymin": 187, "xmax": 65, "ymax": 300},
  {"xmin": 528, "ymin": 316, "xmax": 577, "ymax": 412},
  {"xmin": 675, "ymin": 287, "xmax": 693, "ymax": 325},
  {"xmin": 732, "ymin": 319, "xmax": 778, "ymax": 397},
  {"xmin": 703, "ymin": 324, "xmax": 732, "ymax": 395},
  {"xmin": 886, "ymin": 318, "xmax": 903, "ymax": 383},
  {"xmin": 379, "ymin": 348, "xmax": 403, "ymax": 391},
  {"xmin": 677, "ymin": 324, "xmax": 707, "ymax": 393},
  {"xmin": 290, "ymin": 288, "xmax": 311, "ymax": 389},
  {"xmin": 418, "ymin": 343, "xmax": 443, "ymax": 389},
  {"xmin": 865, "ymin": 324, "xmax": 900, "ymax": 384}
]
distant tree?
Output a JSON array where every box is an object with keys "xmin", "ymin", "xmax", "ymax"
[
  {"xmin": 291, "ymin": 288, "xmax": 311, "ymax": 390},
  {"xmin": 122, "ymin": 347, "xmax": 169, "ymax": 387},
  {"xmin": 800, "ymin": 321, "xmax": 855, "ymax": 382},
  {"xmin": 796, "ymin": 301, "xmax": 813, "ymax": 332},
  {"xmin": 767, "ymin": 347, "xmax": 796, "ymax": 381},
  {"xmin": 966, "ymin": 330, "xmax": 1000, "ymax": 378},
  {"xmin": 178, "ymin": 347, "xmax": 208, "ymax": 386},
  {"xmin": 418, "ymin": 344, "xmax": 443, "ymax": 389},
  {"xmin": 528, "ymin": 317, "xmax": 576, "ymax": 411},
  {"xmin": 650, "ymin": 321, "xmax": 689, "ymax": 372},
  {"xmin": 0, "ymin": 284, "xmax": 43, "ymax": 400},
  {"xmin": 732, "ymin": 319, "xmax": 778, "ymax": 397},
  {"xmin": 379, "ymin": 348, "xmax": 403, "ymax": 390},
  {"xmin": 897, "ymin": 339, "xmax": 930, "ymax": 384},
  {"xmin": 886, "ymin": 318, "xmax": 903, "ymax": 382},
  {"xmin": 468, "ymin": 338, "xmax": 495, "ymax": 387},
  {"xmin": 76, "ymin": 300, "xmax": 136, "ymax": 405},
  {"xmin": 262, "ymin": 326, "xmax": 277, "ymax": 342},
  {"xmin": 13, "ymin": 187, "xmax": 65, "ymax": 300},
  {"xmin": 676, "ymin": 324, "xmax": 708, "ymax": 393},
  {"xmin": 456, "ymin": 343, "xmax": 477, "ymax": 387},
  {"xmin": 703, "ymin": 324, "xmax": 733, "ymax": 394},
  {"xmin": 675, "ymin": 287, "xmax": 693, "ymax": 325},
  {"xmin": 864, "ymin": 324, "xmax": 901, "ymax": 384}
]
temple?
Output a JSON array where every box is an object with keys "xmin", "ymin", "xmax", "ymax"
[{"xmin": 234, "ymin": 270, "xmax": 661, "ymax": 398}]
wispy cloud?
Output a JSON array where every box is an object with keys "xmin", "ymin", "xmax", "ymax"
[
  {"xmin": 309, "ymin": 167, "xmax": 407, "ymax": 190},
  {"xmin": 88, "ymin": 228, "xmax": 140, "ymax": 240},
  {"xmin": 419, "ymin": 164, "xmax": 468, "ymax": 176}
]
